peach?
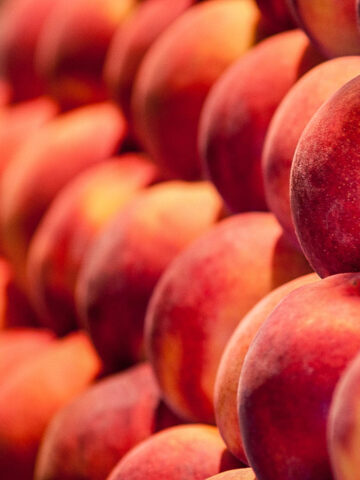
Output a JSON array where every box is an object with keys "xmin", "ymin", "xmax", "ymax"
[
  {"xmin": 0, "ymin": 0, "xmax": 65, "ymax": 100},
  {"xmin": 35, "ymin": 363, "xmax": 181, "ymax": 480},
  {"xmin": 145, "ymin": 212, "xmax": 311, "ymax": 424},
  {"xmin": 0, "ymin": 331, "xmax": 101, "ymax": 480},
  {"xmin": 105, "ymin": 0, "xmax": 195, "ymax": 122},
  {"xmin": 27, "ymin": 155, "xmax": 158, "ymax": 336},
  {"xmin": 199, "ymin": 29, "xmax": 323, "ymax": 214},
  {"xmin": 132, "ymin": 0, "xmax": 263, "ymax": 180},
  {"xmin": 327, "ymin": 350, "xmax": 360, "ymax": 480},
  {"xmin": 0, "ymin": 102, "xmax": 126, "ymax": 284},
  {"xmin": 288, "ymin": 0, "xmax": 360, "ymax": 58},
  {"xmin": 106, "ymin": 424, "xmax": 242, "ymax": 480},
  {"xmin": 263, "ymin": 56, "xmax": 360, "ymax": 247},
  {"xmin": 238, "ymin": 273, "xmax": 360, "ymax": 480},
  {"xmin": 255, "ymin": 0, "xmax": 295, "ymax": 30},
  {"xmin": 36, "ymin": 0, "xmax": 138, "ymax": 110},
  {"xmin": 0, "ymin": 328, "xmax": 54, "ymax": 382},
  {"xmin": 206, "ymin": 468, "xmax": 256, "ymax": 480},
  {"xmin": 0, "ymin": 96, "xmax": 58, "ymax": 178},
  {"xmin": 0, "ymin": 258, "xmax": 39, "ymax": 329},
  {"xmin": 214, "ymin": 272, "xmax": 319, "ymax": 463},
  {"xmin": 76, "ymin": 180, "xmax": 223, "ymax": 371},
  {"xmin": 290, "ymin": 74, "xmax": 360, "ymax": 277}
]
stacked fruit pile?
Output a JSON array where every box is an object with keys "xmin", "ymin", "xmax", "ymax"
[{"xmin": 0, "ymin": 0, "xmax": 360, "ymax": 479}]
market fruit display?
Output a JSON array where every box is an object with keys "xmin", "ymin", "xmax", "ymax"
[{"xmin": 0, "ymin": 0, "xmax": 360, "ymax": 479}]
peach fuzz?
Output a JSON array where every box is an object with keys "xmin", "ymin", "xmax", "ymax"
[
  {"xmin": 106, "ymin": 424, "xmax": 242, "ymax": 480},
  {"xmin": 145, "ymin": 212, "xmax": 311, "ymax": 424},
  {"xmin": 76, "ymin": 180, "xmax": 223, "ymax": 372},
  {"xmin": 288, "ymin": 0, "xmax": 360, "ymax": 58},
  {"xmin": 0, "ymin": 102, "xmax": 126, "ymax": 285},
  {"xmin": 0, "ymin": 331, "xmax": 101, "ymax": 480},
  {"xmin": 0, "ymin": 328, "xmax": 54, "ymax": 383},
  {"xmin": 238, "ymin": 273, "xmax": 360, "ymax": 480},
  {"xmin": 199, "ymin": 29, "xmax": 323, "ymax": 214},
  {"xmin": 35, "ymin": 0, "xmax": 138, "ymax": 110},
  {"xmin": 255, "ymin": 0, "xmax": 294, "ymax": 30},
  {"xmin": 290, "ymin": 74, "xmax": 360, "ymax": 277},
  {"xmin": 27, "ymin": 155, "xmax": 158, "ymax": 336},
  {"xmin": 263, "ymin": 56, "xmax": 360, "ymax": 247},
  {"xmin": 0, "ymin": 96, "xmax": 58, "ymax": 178},
  {"xmin": 206, "ymin": 468, "xmax": 256, "ymax": 480},
  {"xmin": 35, "ymin": 363, "xmax": 181, "ymax": 480},
  {"xmin": 132, "ymin": 0, "xmax": 263, "ymax": 181},
  {"xmin": 214, "ymin": 272, "xmax": 319, "ymax": 463},
  {"xmin": 0, "ymin": 257, "xmax": 39, "ymax": 329},
  {"xmin": 0, "ymin": 0, "xmax": 65, "ymax": 101},
  {"xmin": 105, "ymin": 0, "xmax": 196, "ymax": 122},
  {"xmin": 328, "ymin": 351, "xmax": 360, "ymax": 480}
]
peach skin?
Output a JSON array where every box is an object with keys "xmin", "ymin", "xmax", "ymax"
[
  {"xmin": 145, "ymin": 212, "xmax": 311, "ymax": 424},
  {"xmin": 263, "ymin": 56, "xmax": 360, "ymax": 247},
  {"xmin": 132, "ymin": 0, "xmax": 263, "ymax": 180},
  {"xmin": 0, "ymin": 331, "xmax": 101, "ymax": 480},
  {"xmin": 214, "ymin": 272, "xmax": 319, "ymax": 463},
  {"xmin": 0, "ymin": 0, "xmax": 65, "ymax": 100},
  {"xmin": 76, "ymin": 180, "xmax": 223, "ymax": 372},
  {"xmin": 288, "ymin": 0, "xmax": 360, "ymax": 57},
  {"xmin": 106, "ymin": 424, "xmax": 242, "ymax": 480},
  {"xmin": 291, "ymin": 74, "xmax": 360, "ymax": 277},
  {"xmin": 105, "ymin": 0, "xmax": 196, "ymax": 123},
  {"xmin": 0, "ymin": 96, "xmax": 58, "ymax": 178},
  {"xmin": 35, "ymin": 0, "xmax": 139, "ymax": 109},
  {"xmin": 27, "ymin": 154, "xmax": 158, "ymax": 336},
  {"xmin": 239, "ymin": 272, "xmax": 360, "ymax": 480},
  {"xmin": 35, "ymin": 363, "xmax": 181, "ymax": 480},
  {"xmin": 0, "ymin": 102, "xmax": 126, "ymax": 285},
  {"xmin": 199, "ymin": 29, "xmax": 323, "ymax": 214}
]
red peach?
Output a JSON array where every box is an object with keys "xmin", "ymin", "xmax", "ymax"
[
  {"xmin": 106, "ymin": 424, "xmax": 242, "ymax": 480},
  {"xmin": 0, "ymin": 331, "xmax": 101, "ymax": 480},
  {"xmin": 199, "ymin": 29, "xmax": 323, "ymax": 214},
  {"xmin": 146, "ymin": 212, "xmax": 311, "ymax": 424},
  {"xmin": 288, "ymin": 0, "xmax": 360, "ymax": 57},
  {"xmin": 290, "ymin": 74, "xmax": 360, "ymax": 277},
  {"xmin": 35, "ymin": 363, "xmax": 180, "ymax": 480},
  {"xmin": 35, "ymin": 0, "xmax": 139, "ymax": 109},
  {"xmin": 238, "ymin": 273, "xmax": 360, "ymax": 480},
  {"xmin": 214, "ymin": 272, "xmax": 319, "ymax": 462},
  {"xmin": 105, "ymin": 0, "xmax": 195, "ymax": 122},
  {"xmin": 132, "ymin": 0, "xmax": 263, "ymax": 180},
  {"xmin": 27, "ymin": 155, "xmax": 158, "ymax": 336},
  {"xmin": 0, "ymin": 0, "xmax": 65, "ymax": 100},
  {"xmin": 263, "ymin": 56, "xmax": 360, "ymax": 247},
  {"xmin": 0, "ymin": 102, "xmax": 126, "ymax": 284},
  {"xmin": 0, "ymin": 96, "xmax": 58, "ymax": 178},
  {"xmin": 76, "ymin": 180, "xmax": 223, "ymax": 371}
]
